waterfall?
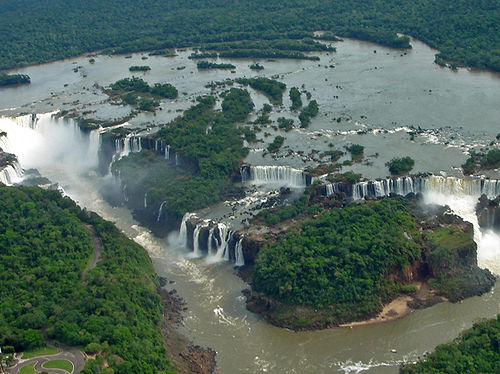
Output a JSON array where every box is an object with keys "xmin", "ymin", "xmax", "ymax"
[
  {"xmin": 207, "ymin": 227, "xmax": 215, "ymax": 254},
  {"xmin": 144, "ymin": 192, "xmax": 148, "ymax": 209},
  {"xmin": 156, "ymin": 201, "xmax": 166, "ymax": 223},
  {"xmin": 0, "ymin": 112, "xmax": 102, "ymax": 183},
  {"xmin": 0, "ymin": 164, "xmax": 23, "ymax": 185},
  {"xmin": 178, "ymin": 212, "xmax": 196, "ymax": 246},
  {"xmin": 423, "ymin": 190, "xmax": 500, "ymax": 275},
  {"xmin": 164, "ymin": 144, "xmax": 170, "ymax": 160},
  {"xmin": 235, "ymin": 237, "xmax": 245, "ymax": 267},
  {"xmin": 245, "ymin": 165, "xmax": 308, "ymax": 187},
  {"xmin": 88, "ymin": 127, "xmax": 102, "ymax": 168},
  {"xmin": 175, "ymin": 153, "xmax": 179, "ymax": 166},
  {"xmin": 325, "ymin": 183, "xmax": 337, "ymax": 196},
  {"xmin": 341, "ymin": 175, "xmax": 500, "ymax": 201},
  {"xmin": 0, "ymin": 131, "xmax": 23, "ymax": 185},
  {"xmin": 192, "ymin": 224, "xmax": 203, "ymax": 257}
]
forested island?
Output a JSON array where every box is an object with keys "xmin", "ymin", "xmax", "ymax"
[
  {"xmin": 241, "ymin": 187, "xmax": 496, "ymax": 330},
  {"xmin": 0, "ymin": 0, "xmax": 499, "ymax": 71},
  {"xmin": 0, "ymin": 73, "xmax": 30, "ymax": 87},
  {"xmin": 0, "ymin": 186, "xmax": 214, "ymax": 373}
]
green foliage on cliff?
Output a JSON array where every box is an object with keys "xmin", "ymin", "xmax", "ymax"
[
  {"xmin": 0, "ymin": 186, "xmax": 174, "ymax": 373},
  {"xmin": 114, "ymin": 95, "xmax": 250, "ymax": 224},
  {"xmin": 400, "ymin": 315, "xmax": 500, "ymax": 374},
  {"xmin": 253, "ymin": 199, "xmax": 421, "ymax": 316}
]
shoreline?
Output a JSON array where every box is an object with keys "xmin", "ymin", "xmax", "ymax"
[{"xmin": 157, "ymin": 279, "xmax": 216, "ymax": 374}]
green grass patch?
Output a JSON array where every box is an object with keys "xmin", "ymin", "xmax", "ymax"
[
  {"xmin": 42, "ymin": 359, "xmax": 74, "ymax": 373},
  {"xmin": 19, "ymin": 363, "xmax": 39, "ymax": 374},
  {"xmin": 426, "ymin": 226, "xmax": 472, "ymax": 251},
  {"xmin": 22, "ymin": 346, "xmax": 59, "ymax": 359}
]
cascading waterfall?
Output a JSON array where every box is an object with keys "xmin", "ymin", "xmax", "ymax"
[
  {"xmin": 0, "ymin": 112, "xmax": 102, "ymax": 184},
  {"xmin": 164, "ymin": 144, "xmax": 170, "ymax": 160},
  {"xmin": 324, "ymin": 174, "xmax": 500, "ymax": 273},
  {"xmin": 156, "ymin": 201, "xmax": 166, "ymax": 223},
  {"xmin": 192, "ymin": 224, "xmax": 203, "ymax": 257},
  {"xmin": 244, "ymin": 165, "xmax": 308, "ymax": 187},
  {"xmin": 207, "ymin": 226, "xmax": 215, "ymax": 255},
  {"xmin": 144, "ymin": 192, "xmax": 148, "ymax": 209},
  {"xmin": 178, "ymin": 212, "xmax": 196, "ymax": 247},
  {"xmin": 0, "ymin": 132, "xmax": 23, "ymax": 185},
  {"xmin": 235, "ymin": 237, "xmax": 245, "ymax": 267},
  {"xmin": 326, "ymin": 175, "xmax": 500, "ymax": 201}
]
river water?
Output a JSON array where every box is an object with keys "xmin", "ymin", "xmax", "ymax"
[{"xmin": 1, "ymin": 37, "xmax": 499, "ymax": 373}]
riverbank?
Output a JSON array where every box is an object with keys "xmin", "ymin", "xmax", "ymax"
[{"xmin": 158, "ymin": 280, "xmax": 216, "ymax": 374}]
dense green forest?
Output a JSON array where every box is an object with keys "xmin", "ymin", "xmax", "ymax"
[
  {"xmin": 0, "ymin": 186, "xmax": 175, "ymax": 373},
  {"xmin": 0, "ymin": 1, "xmax": 499, "ymax": 71},
  {"xmin": 113, "ymin": 93, "xmax": 250, "ymax": 227},
  {"xmin": 253, "ymin": 199, "xmax": 421, "ymax": 318},
  {"xmin": 400, "ymin": 315, "xmax": 500, "ymax": 374}
]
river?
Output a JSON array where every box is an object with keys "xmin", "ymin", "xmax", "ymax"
[{"xmin": 1, "ymin": 37, "xmax": 499, "ymax": 373}]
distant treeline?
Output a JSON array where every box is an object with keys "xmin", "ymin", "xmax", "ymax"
[{"xmin": 0, "ymin": 1, "xmax": 499, "ymax": 71}]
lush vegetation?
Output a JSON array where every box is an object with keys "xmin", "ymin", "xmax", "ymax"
[
  {"xmin": 253, "ymin": 198, "xmax": 421, "ymax": 318},
  {"xmin": 267, "ymin": 136, "xmax": 285, "ymax": 153},
  {"xmin": 199, "ymin": 39, "xmax": 332, "ymax": 61},
  {"xmin": 277, "ymin": 117, "xmax": 294, "ymax": 132},
  {"xmin": 129, "ymin": 65, "xmax": 151, "ymax": 72},
  {"xmin": 289, "ymin": 87, "xmax": 302, "ymax": 110},
  {"xmin": 236, "ymin": 77, "xmax": 286, "ymax": 105},
  {"xmin": 298, "ymin": 100, "xmax": 319, "ymax": 127},
  {"xmin": 0, "ymin": 73, "xmax": 30, "ymax": 86},
  {"xmin": 400, "ymin": 315, "xmax": 500, "ymax": 374},
  {"xmin": 22, "ymin": 346, "xmax": 59, "ymax": 359},
  {"xmin": 462, "ymin": 149, "xmax": 500, "ymax": 175},
  {"xmin": 113, "ymin": 94, "xmax": 250, "ymax": 227},
  {"xmin": 386, "ymin": 156, "xmax": 415, "ymax": 175},
  {"xmin": 196, "ymin": 61, "xmax": 235, "ymax": 69},
  {"xmin": 221, "ymin": 88, "xmax": 254, "ymax": 122},
  {"xmin": 250, "ymin": 63, "xmax": 264, "ymax": 70},
  {"xmin": 0, "ymin": 1, "xmax": 499, "ymax": 71},
  {"xmin": 0, "ymin": 186, "xmax": 175, "ymax": 373},
  {"xmin": 108, "ymin": 77, "xmax": 178, "ymax": 111}
]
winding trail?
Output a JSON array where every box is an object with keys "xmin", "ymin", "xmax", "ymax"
[
  {"xmin": 82, "ymin": 225, "xmax": 103, "ymax": 278},
  {"xmin": 6, "ymin": 342, "xmax": 84, "ymax": 374}
]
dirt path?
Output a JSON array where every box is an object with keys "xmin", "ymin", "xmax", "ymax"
[{"xmin": 82, "ymin": 225, "xmax": 103, "ymax": 278}]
